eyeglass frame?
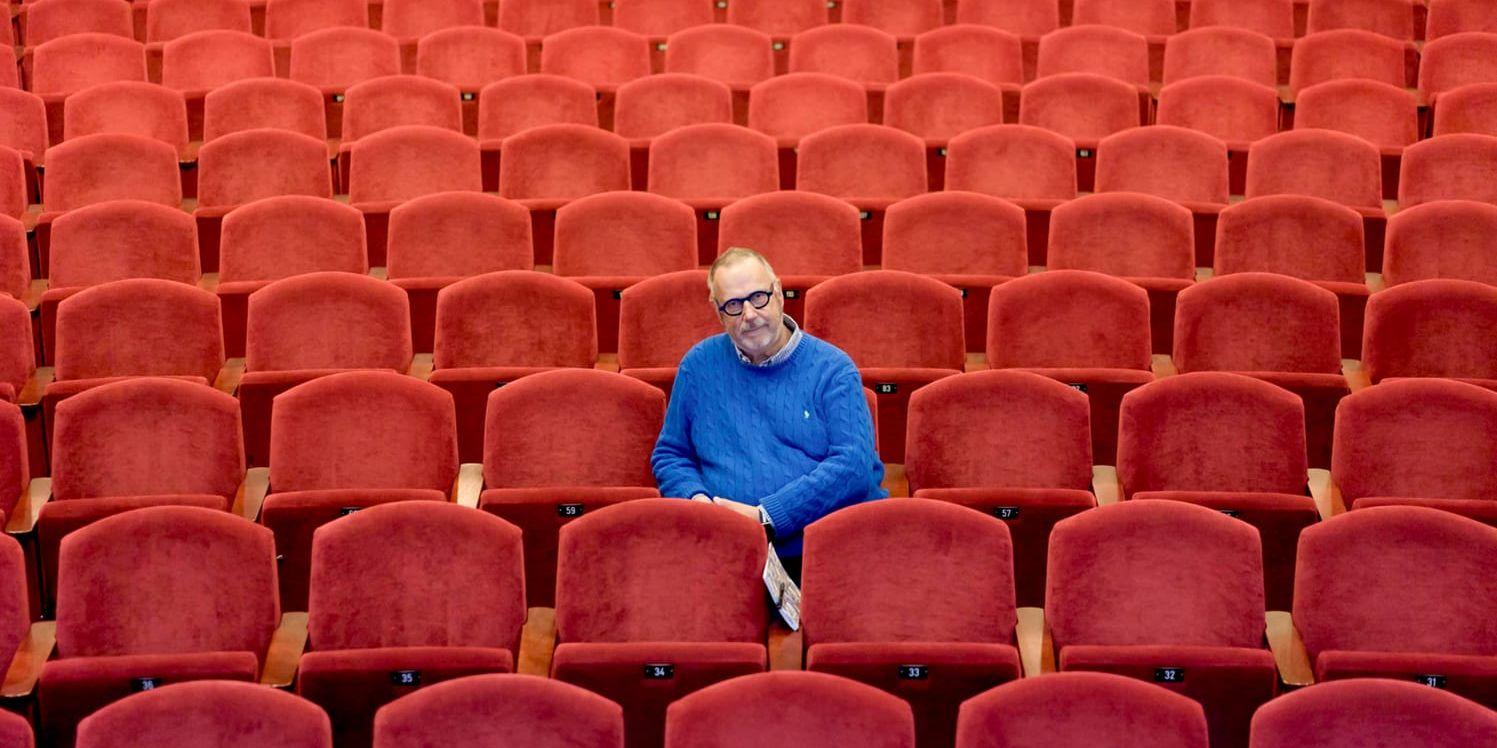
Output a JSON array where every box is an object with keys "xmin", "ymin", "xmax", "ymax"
[{"xmin": 714, "ymin": 282, "xmax": 780, "ymax": 317}]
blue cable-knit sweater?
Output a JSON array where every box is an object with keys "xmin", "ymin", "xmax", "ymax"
[{"xmin": 651, "ymin": 332, "xmax": 888, "ymax": 557}]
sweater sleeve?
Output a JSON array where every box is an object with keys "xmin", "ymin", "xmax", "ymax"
[
  {"xmin": 757, "ymin": 357, "xmax": 883, "ymax": 537},
  {"xmin": 651, "ymin": 352, "xmax": 712, "ymax": 500}
]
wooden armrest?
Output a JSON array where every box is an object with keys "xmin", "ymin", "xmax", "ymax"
[
  {"xmin": 1016, "ymin": 606, "xmax": 1053, "ymax": 677},
  {"xmin": 17, "ymin": 366, "xmax": 52, "ymax": 409},
  {"xmin": 230, "ymin": 467, "xmax": 270, "ymax": 521},
  {"xmin": 516, "ymin": 607, "xmax": 556, "ymax": 677},
  {"xmin": 1342, "ymin": 359, "xmax": 1371, "ymax": 392},
  {"xmin": 1, "ymin": 621, "xmax": 55, "ymax": 699},
  {"xmin": 20, "ymin": 279, "xmax": 45, "ymax": 312},
  {"xmin": 1092, "ymin": 466, "xmax": 1121, "ymax": 506},
  {"xmin": 213, "ymin": 358, "xmax": 245, "ymax": 396},
  {"xmin": 1307, "ymin": 469, "xmax": 1345, "ymax": 522},
  {"xmin": 259, "ymin": 612, "xmax": 308, "ymax": 688},
  {"xmin": 367, "ymin": 267, "xmax": 387, "ymax": 281},
  {"xmin": 1265, "ymin": 610, "xmax": 1314, "ymax": 688},
  {"xmin": 5, "ymin": 477, "xmax": 50, "ymax": 535},
  {"xmin": 1150, "ymin": 354, "xmax": 1177, "ymax": 378},
  {"xmin": 407, "ymin": 353, "xmax": 434, "ymax": 381},
  {"xmin": 768, "ymin": 619, "xmax": 803, "ymax": 671},
  {"xmin": 963, "ymin": 352, "xmax": 988, "ymax": 373},
  {"xmin": 882, "ymin": 463, "xmax": 908, "ymax": 498},
  {"xmin": 196, "ymin": 273, "xmax": 219, "ymax": 293},
  {"xmin": 452, "ymin": 463, "xmax": 483, "ymax": 508},
  {"xmin": 593, "ymin": 353, "xmax": 619, "ymax": 373}
]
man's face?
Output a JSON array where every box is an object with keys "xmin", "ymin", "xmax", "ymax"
[{"xmin": 711, "ymin": 258, "xmax": 785, "ymax": 360}]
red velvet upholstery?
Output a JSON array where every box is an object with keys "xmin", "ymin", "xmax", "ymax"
[
  {"xmin": 647, "ymin": 123, "xmax": 778, "ymax": 201},
  {"xmin": 911, "ymin": 25, "xmax": 1025, "ymax": 87},
  {"xmin": 0, "ymin": 298, "xmax": 32, "ymax": 404},
  {"xmin": 618, "ymin": 269, "xmax": 718, "ymax": 396},
  {"xmin": 1163, "ymin": 27, "xmax": 1278, "ymax": 87},
  {"xmin": 615, "ymin": 75, "xmax": 733, "ymax": 140},
  {"xmin": 1246, "ymin": 129, "xmax": 1383, "ymax": 210},
  {"xmin": 76, "ymin": 680, "xmax": 331, "ymax": 748},
  {"xmin": 943, "ymin": 124, "xmax": 1076, "ymax": 263},
  {"xmin": 1019, "ymin": 72, "xmax": 1142, "ymax": 146},
  {"xmin": 414, "ymin": 27, "xmax": 527, "ymax": 94},
  {"xmin": 372, "ymin": 673, "xmax": 625, "ymax": 747},
  {"xmin": 1036, "ymin": 25, "xmax": 1150, "ymax": 87},
  {"xmin": 52, "ymin": 278, "xmax": 224, "ymax": 385},
  {"xmin": 0, "ymin": 531, "xmax": 28, "ymax": 679},
  {"xmin": 1097, "ymin": 126, "xmax": 1229, "ymax": 204},
  {"xmin": 613, "ymin": 0, "xmax": 713, "ymax": 37},
  {"xmin": 1363, "ymin": 278, "xmax": 1497, "ymax": 386},
  {"xmin": 748, "ymin": 74, "xmax": 869, "ymax": 143},
  {"xmin": 804, "ymin": 270, "xmax": 965, "ymax": 460},
  {"xmin": 1399, "ymin": 134, "xmax": 1497, "ymax": 208},
  {"xmin": 31, "ymin": 33, "xmax": 147, "ymax": 98},
  {"xmin": 264, "ymin": 0, "xmax": 367, "ymax": 40},
  {"xmin": 497, "ymin": 123, "xmax": 630, "ymax": 201},
  {"xmin": 797, "ymin": 123, "xmax": 927, "ymax": 200},
  {"xmin": 1047, "ymin": 501, "xmax": 1276, "ymax": 748},
  {"xmin": 956, "ymin": 672, "xmax": 1210, "ymax": 748},
  {"xmin": 477, "ymin": 74, "xmax": 599, "ymax": 141},
  {"xmin": 1294, "ymin": 506, "xmax": 1497, "ymax": 707},
  {"xmin": 288, "ymin": 27, "xmax": 402, "ymax": 92},
  {"xmin": 42, "ymin": 133, "xmax": 181, "ymax": 213},
  {"xmin": 788, "ymin": 25, "xmax": 900, "ymax": 87},
  {"xmin": 63, "ymin": 82, "xmax": 189, "ymax": 153},
  {"xmin": 145, "ymin": 0, "xmax": 254, "ymax": 43},
  {"xmin": 381, "ymin": 0, "xmax": 483, "ymax": 40},
  {"xmin": 301, "ymin": 502, "xmax": 522, "ymax": 745},
  {"xmin": 1332, "ymin": 378, "xmax": 1497, "ymax": 519},
  {"xmin": 539, "ymin": 27, "xmax": 652, "ymax": 93},
  {"xmin": 1289, "ymin": 30, "xmax": 1408, "ymax": 94},
  {"xmin": 841, "ymin": 0, "xmax": 941, "ymax": 36},
  {"xmin": 905, "ymin": 370, "xmax": 1094, "ymax": 606},
  {"xmin": 1383, "ymin": 199, "xmax": 1497, "ymax": 286},
  {"xmin": 0, "ymin": 89, "xmax": 49, "ymax": 161},
  {"xmin": 348, "ymin": 124, "xmax": 481, "ymax": 204},
  {"xmin": 727, "ymin": 0, "xmax": 829, "ymax": 36},
  {"xmin": 802, "ymin": 499, "xmax": 1020, "ymax": 746},
  {"xmin": 1073, "ymin": 0, "xmax": 1176, "ymax": 35},
  {"xmin": 23, "ymin": 0, "xmax": 130, "ymax": 47},
  {"xmin": 716, "ymin": 189, "xmax": 862, "ymax": 319},
  {"xmin": 956, "ymin": 0, "xmax": 1059, "ymax": 35},
  {"xmin": 986, "ymin": 270, "xmax": 1152, "ymax": 464},
  {"xmin": 554, "ymin": 500, "xmax": 770, "ymax": 748},
  {"xmin": 0, "ymin": 155, "xmax": 22, "ymax": 231},
  {"xmin": 1174, "ymin": 273, "xmax": 1346, "ymax": 467},
  {"xmin": 1117, "ymin": 372, "xmax": 1313, "ymax": 608},
  {"xmin": 1250, "ymin": 678, "xmax": 1497, "ymax": 747},
  {"xmin": 1306, "ymin": 0, "xmax": 1415, "ymax": 40},
  {"xmin": 1427, "ymin": 0, "xmax": 1497, "ymax": 40},
  {"xmin": 1434, "ymin": 83, "xmax": 1497, "ymax": 137},
  {"xmin": 0, "ymin": 401, "xmax": 27, "ymax": 521},
  {"xmin": 0, "ymin": 706, "xmax": 29, "ymax": 748},
  {"xmin": 1295, "ymin": 79, "xmax": 1417, "ymax": 149},
  {"xmin": 1419, "ymin": 33, "xmax": 1497, "ymax": 98},
  {"xmin": 48, "ymin": 200, "xmax": 199, "ymax": 289},
  {"xmin": 1156, "ymin": 76, "xmax": 1280, "ymax": 147},
  {"xmin": 664, "ymin": 25, "xmax": 776, "ymax": 90},
  {"xmin": 497, "ymin": 0, "xmax": 598, "ymax": 39},
  {"xmin": 197, "ymin": 128, "xmax": 333, "ymax": 208},
  {"xmin": 665, "ymin": 671, "xmax": 915, "ymax": 747},
  {"xmin": 430, "ymin": 271, "xmax": 596, "ymax": 461},
  {"xmin": 41, "ymin": 505, "xmax": 278, "ymax": 746},
  {"xmin": 885, "ymin": 71, "xmax": 1007, "ymax": 144},
  {"xmin": 160, "ymin": 30, "xmax": 275, "ymax": 95},
  {"xmin": 342, "ymin": 76, "xmax": 463, "ymax": 142},
  {"xmin": 202, "ymin": 78, "xmax": 328, "ymax": 142}
]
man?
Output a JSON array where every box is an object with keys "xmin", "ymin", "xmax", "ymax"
[{"xmin": 652, "ymin": 247, "xmax": 887, "ymax": 580}]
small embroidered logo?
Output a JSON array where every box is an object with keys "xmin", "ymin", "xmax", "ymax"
[{"xmin": 803, "ymin": 410, "xmax": 810, "ymax": 419}]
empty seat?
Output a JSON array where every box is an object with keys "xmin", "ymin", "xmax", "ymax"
[
  {"xmin": 747, "ymin": 72, "xmax": 868, "ymax": 168},
  {"xmin": 288, "ymin": 27, "xmax": 402, "ymax": 105},
  {"xmin": 31, "ymin": 34, "xmax": 149, "ymax": 145},
  {"xmin": 0, "ymin": 298, "xmax": 36, "ymax": 405},
  {"xmin": 497, "ymin": 0, "xmax": 598, "ymax": 40},
  {"xmin": 0, "ymin": 88, "xmax": 49, "ymax": 165},
  {"xmin": 956, "ymin": 0, "xmax": 1060, "ymax": 36},
  {"xmin": 726, "ymin": 0, "xmax": 828, "ymax": 37},
  {"xmin": 1362, "ymin": 278, "xmax": 1497, "ymax": 387},
  {"xmin": 415, "ymin": 26, "xmax": 527, "ymax": 99},
  {"xmin": 261, "ymin": 369, "xmax": 458, "ymax": 608},
  {"xmin": 1249, "ymin": 678, "xmax": 1497, "ymax": 748},
  {"xmin": 804, "ymin": 270, "xmax": 964, "ymax": 461},
  {"xmin": 957, "ymin": 673, "xmax": 1210, "ymax": 748},
  {"xmin": 664, "ymin": 25, "xmax": 775, "ymax": 94},
  {"xmin": 196, "ymin": 128, "xmax": 333, "ymax": 210},
  {"xmin": 381, "ymin": 0, "xmax": 483, "ymax": 41},
  {"xmin": 40, "ymin": 133, "xmax": 181, "ymax": 218},
  {"xmin": 647, "ymin": 123, "xmax": 777, "ymax": 262},
  {"xmin": 787, "ymin": 25, "xmax": 900, "ymax": 87},
  {"xmin": 1155, "ymin": 76, "xmax": 1280, "ymax": 148},
  {"xmin": 614, "ymin": 74, "xmax": 734, "ymax": 142},
  {"xmin": 550, "ymin": 500, "xmax": 768, "ymax": 748},
  {"xmin": 23, "ymin": 0, "xmax": 133, "ymax": 48},
  {"xmin": 202, "ymin": 78, "xmax": 328, "ymax": 143},
  {"xmin": 665, "ymin": 672, "xmax": 916, "ymax": 747},
  {"xmin": 160, "ymin": 30, "xmax": 275, "ymax": 97},
  {"xmin": 496, "ymin": 124, "xmax": 631, "ymax": 263},
  {"xmin": 1382, "ymin": 199, "xmax": 1497, "ymax": 286},
  {"xmin": 429, "ymin": 271, "xmax": 596, "ymax": 462},
  {"xmin": 613, "ymin": 0, "xmax": 714, "ymax": 38},
  {"xmin": 62, "ymin": 82, "xmax": 189, "ymax": 156},
  {"xmin": 476, "ymin": 74, "xmax": 598, "ymax": 142},
  {"xmin": 1174, "ymin": 273, "xmax": 1348, "ymax": 467},
  {"xmin": 911, "ymin": 25, "xmax": 1025, "ymax": 89},
  {"xmin": 144, "ymin": 0, "xmax": 254, "ymax": 44},
  {"xmin": 539, "ymin": 26, "xmax": 652, "ymax": 95},
  {"xmin": 1306, "ymin": 0, "xmax": 1415, "ymax": 40},
  {"xmin": 617, "ymin": 269, "xmax": 719, "ymax": 396},
  {"xmin": 348, "ymin": 125, "xmax": 482, "ymax": 264},
  {"xmin": 1035, "ymin": 25, "xmax": 1151, "ymax": 88},
  {"xmin": 796, "ymin": 124, "xmax": 927, "ymax": 263},
  {"xmin": 1399, "ymin": 133, "xmax": 1497, "ymax": 208},
  {"xmin": 1291, "ymin": 506, "xmax": 1497, "ymax": 706},
  {"xmin": 840, "ymin": 0, "xmax": 942, "ymax": 38},
  {"xmin": 1295, "ymin": 79, "xmax": 1417, "ymax": 150},
  {"xmin": 477, "ymin": 370, "xmax": 664, "ymax": 607},
  {"xmin": 1072, "ymin": 0, "xmax": 1176, "ymax": 36},
  {"xmin": 1095, "ymin": 125, "xmax": 1229, "ymax": 264},
  {"xmin": 904, "ymin": 370, "xmax": 1095, "ymax": 606},
  {"xmin": 943, "ymin": 124, "xmax": 1078, "ymax": 263},
  {"xmin": 1117, "ymin": 372, "xmax": 1317, "ymax": 608},
  {"xmin": 1190, "ymin": 0, "xmax": 1294, "ymax": 38},
  {"xmin": 883, "ymin": 73, "xmax": 1007, "ymax": 187},
  {"xmin": 264, "ymin": 0, "xmax": 367, "ymax": 40},
  {"xmin": 1163, "ymin": 27, "xmax": 1279, "ymax": 87},
  {"xmin": 1331, "ymin": 379, "xmax": 1497, "ymax": 521},
  {"xmin": 76, "ymin": 680, "xmax": 332, "ymax": 748},
  {"xmin": 1044, "ymin": 500, "xmax": 1278, "ymax": 748},
  {"xmin": 299, "ymin": 501, "xmax": 518, "ymax": 746},
  {"xmin": 1434, "ymin": 82, "xmax": 1497, "ymax": 136},
  {"xmin": 373, "ymin": 674, "xmax": 624, "ymax": 747},
  {"xmin": 1289, "ymin": 30, "xmax": 1409, "ymax": 95},
  {"xmin": 1427, "ymin": 0, "xmax": 1497, "ymax": 40},
  {"xmin": 1019, "ymin": 72, "xmax": 1142, "ymax": 154},
  {"xmin": 341, "ymin": 75, "xmax": 463, "ymax": 142},
  {"xmin": 715, "ymin": 190, "xmax": 862, "ymax": 321},
  {"xmin": 1246, "ymin": 129, "xmax": 1383, "ymax": 210},
  {"xmin": 37, "ymin": 505, "xmax": 290, "ymax": 746}
]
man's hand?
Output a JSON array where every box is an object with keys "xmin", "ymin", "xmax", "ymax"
[{"xmin": 712, "ymin": 496, "xmax": 762, "ymax": 521}]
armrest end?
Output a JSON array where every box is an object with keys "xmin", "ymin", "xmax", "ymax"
[
  {"xmin": 407, "ymin": 354, "xmax": 434, "ymax": 381},
  {"xmin": 17, "ymin": 367, "xmax": 52, "ymax": 409},
  {"xmin": 517, "ymin": 607, "xmax": 556, "ymax": 677},
  {"xmin": 1265, "ymin": 610, "xmax": 1314, "ymax": 688},
  {"xmin": 260, "ymin": 612, "xmax": 308, "ymax": 689},
  {"xmin": 1016, "ymin": 606, "xmax": 1053, "ymax": 677},
  {"xmin": 1307, "ymin": 469, "xmax": 1346, "ymax": 522},
  {"xmin": 0, "ymin": 621, "xmax": 55, "ymax": 699},
  {"xmin": 213, "ymin": 358, "xmax": 245, "ymax": 396},
  {"xmin": 5, "ymin": 477, "xmax": 50, "ymax": 535},
  {"xmin": 1150, "ymin": 354, "xmax": 1177, "ymax": 378},
  {"xmin": 768, "ymin": 620, "xmax": 803, "ymax": 671},
  {"xmin": 1092, "ymin": 466, "xmax": 1121, "ymax": 506},
  {"xmin": 231, "ymin": 467, "xmax": 270, "ymax": 521},
  {"xmin": 452, "ymin": 463, "xmax": 483, "ymax": 508}
]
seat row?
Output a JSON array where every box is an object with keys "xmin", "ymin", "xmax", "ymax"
[{"xmin": 0, "ymin": 495, "xmax": 1490, "ymax": 746}]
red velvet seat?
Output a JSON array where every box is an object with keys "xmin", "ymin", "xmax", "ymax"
[
  {"xmin": 1045, "ymin": 500, "xmax": 1278, "ymax": 748},
  {"xmin": 1095, "ymin": 125, "xmax": 1229, "ymax": 265},
  {"xmin": 1073, "ymin": 0, "xmax": 1176, "ymax": 35},
  {"xmin": 495, "ymin": 124, "xmax": 631, "ymax": 264},
  {"xmin": 1434, "ymin": 83, "xmax": 1497, "ymax": 137},
  {"xmin": 804, "ymin": 270, "xmax": 964, "ymax": 461},
  {"xmin": 943, "ymin": 124, "xmax": 1077, "ymax": 264},
  {"xmin": 239, "ymin": 272, "xmax": 413, "ymax": 466},
  {"xmin": 539, "ymin": 26, "xmax": 650, "ymax": 128},
  {"xmin": 288, "ymin": 27, "xmax": 401, "ymax": 138},
  {"xmin": 904, "ymin": 370, "xmax": 1095, "ymax": 606},
  {"xmin": 1399, "ymin": 134, "xmax": 1497, "ymax": 209},
  {"xmin": 1036, "ymin": 24, "xmax": 1151, "ymax": 87},
  {"xmin": 956, "ymin": 672, "xmax": 1210, "ymax": 748},
  {"xmin": 347, "ymin": 125, "xmax": 482, "ymax": 264},
  {"xmin": 476, "ymin": 74, "xmax": 599, "ymax": 147},
  {"xmin": 665, "ymin": 671, "xmax": 915, "ymax": 747},
  {"xmin": 1174, "ymin": 273, "xmax": 1348, "ymax": 468},
  {"xmin": 787, "ymin": 25, "xmax": 900, "ymax": 98},
  {"xmin": 1306, "ymin": 0, "xmax": 1415, "ymax": 40},
  {"xmin": 0, "ymin": 337, "xmax": 35, "ymax": 498},
  {"xmin": 341, "ymin": 75, "xmax": 463, "ymax": 143},
  {"xmin": 1213, "ymin": 195, "xmax": 1370, "ymax": 357},
  {"xmin": 1117, "ymin": 372, "xmax": 1316, "ymax": 609},
  {"xmin": 614, "ymin": 74, "xmax": 734, "ymax": 145},
  {"xmin": 38, "ymin": 134, "xmax": 182, "ymax": 267},
  {"xmin": 299, "ymin": 502, "xmax": 521, "ymax": 746},
  {"xmin": 0, "ymin": 89, "xmax": 49, "ymax": 191},
  {"xmin": 201, "ymin": 78, "xmax": 328, "ymax": 144},
  {"xmin": 429, "ymin": 271, "xmax": 597, "ymax": 462},
  {"xmin": 0, "ymin": 219, "xmax": 27, "ymax": 309},
  {"xmin": 646, "ymin": 124, "xmax": 777, "ymax": 263},
  {"xmin": 727, "ymin": 0, "xmax": 828, "ymax": 39},
  {"xmin": 552, "ymin": 499, "xmax": 768, "ymax": 748},
  {"xmin": 747, "ymin": 72, "xmax": 868, "ymax": 188},
  {"xmin": 479, "ymin": 370, "xmax": 664, "ymax": 608},
  {"xmin": 30, "ymin": 34, "xmax": 148, "ymax": 147},
  {"xmin": 1163, "ymin": 27, "xmax": 1278, "ymax": 87},
  {"xmin": 372, "ymin": 673, "xmax": 625, "ymax": 747},
  {"xmin": 1363, "ymin": 278, "xmax": 1497, "ymax": 389},
  {"xmin": 496, "ymin": 0, "xmax": 597, "ymax": 42},
  {"xmin": 414, "ymin": 27, "xmax": 527, "ymax": 114},
  {"xmin": 160, "ymin": 30, "xmax": 275, "ymax": 135},
  {"xmin": 796, "ymin": 124, "xmax": 927, "ymax": 264},
  {"xmin": 1292, "ymin": 506, "xmax": 1497, "ymax": 706},
  {"xmin": 23, "ymin": 0, "xmax": 133, "ymax": 48},
  {"xmin": 715, "ymin": 190, "xmax": 863, "ymax": 322},
  {"xmin": 38, "ymin": 506, "xmax": 285, "ymax": 746},
  {"xmin": 803, "ymin": 498, "xmax": 1020, "ymax": 746},
  {"xmin": 381, "ymin": 0, "xmax": 482, "ymax": 41},
  {"xmin": 145, "ymin": 0, "xmax": 253, "ymax": 44},
  {"xmin": 1331, "ymin": 378, "xmax": 1497, "ymax": 523},
  {"xmin": 263, "ymin": 371, "xmax": 458, "ymax": 610},
  {"xmin": 911, "ymin": 25, "xmax": 1025, "ymax": 98},
  {"xmin": 1246, "ymin": 129, "xmax": 1386, "ymax": 270},
  {"xmin": 264, "ymin": 0, "xmax": 367, "ymax": 40},
  {"xmin": 1295, "ymin": 80, "xmax": 1415, "ymax": 201},
  {"xmin": 1019, "ymin": 72, "xmax": 1142, "ymax": 192},
  {"xmin": 62, "ymin": 82, "xmax": 189, "ymax": 156},
  {"xmin": 195, "ymin": 129, "xmax": 334, "ymax": 268},
  {"xmin": 884, "ymin": 72, "xmax": 1007, "ymax": 189},
  {"xmin": 1427, "ymin": 0, "xmax": 1497, "ymax": 40},
  {"xmin": 840, "ymin": 0, "xmax": 942, "ymax": 38},
  {"xmin": 1289, "ymin": 30, "xmax": 1409, "ymax": 95},
  {"xmin": 0, "ymin": 505, "xmax": 31, "ymax": 671},
  {"xmin": 1382, "ymin": 199, "xmax": 1497, "ymax": 286},
  {"xmin": 664, "ymin": 25, "xmax": 775, "ymax": 118},
  {"xmin": 0, "ymin": 702, "xmax": 30, "ymax": 747},
  {"xmin": 1155, "ymin": 76, "xmax": 1280, "ymax": 194},
  {"xmin": 617, "ymin": 269, "xmax": 718, "ymax": 397},
  {"xmin": 386, "ymin": 192, "xmax": 533, "ymax": 353},
  {"xmin": 1419, "ymin": 33, "xmax": 1497, "ymax": 100},
  {"xmin": 956, "ymin": 0, "xmax": 1060, "ymax": 37},
  {"xmin": 613, "ymin": 0, "xmax": 714, "ymax": 39},
  {"xmin": 75, "ymin": 680, "xmax": 331, "ymax": 748},
  {"xmin": 986, "ymin": 270, "xmax": 1153, "ymax": 464},
  {"xmin": 1249, "ymin": 678, "xmax": 1497, "ymax": 747}
]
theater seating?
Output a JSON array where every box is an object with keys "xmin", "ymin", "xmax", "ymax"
[
  {"xmin": 201, "ymin": 78, "xmax": 328, "ymax": 143},
  {"xmin": 1162, "ymin": 27, "xmax": 1278, "ymax": 87},
  {"xmin": 617, "ymin": 269, "xmax": 720, "ymax": 397},
  {"xmin": 1289, "ymin": 30, "xmax": 1408, "ymax": 95},
  {"xmin": 956, "ymin": 672, "xmax": 1210, "ymax": 748},
  {"xmin": 1035, "ymin": 25, "xmax": 1151, "ymax": 87},
  {"xmin": 645, "ymin": 124, "xmax": 778, "ymax": 263},
  {"xmin": 1155, "ymin": 76, "xmax": 1279, "ymax": 194},
  {"xmin": 1094, "ymin": 125, "xmax": 1229, "ymax": 265},
  {"xmin": 1248, "ymin": 678, "xmax": 1497, "ymax": 747},
  {"xmin": 943, "ymin": 124, "xmax": 1078, "ymax": 264},
  {"xmin": 61, "ymin": 82, "xmax": 189, "ymax": 157},
  {"xmin": 1382, "ymin": 200, "xmax": 1497, "ymax": 286},
  {"xmin": 194, "ymin": 128, "xmax": 334, "ymax": 266},
  {"xmin": 75, "ymin": 680, "xmax": 331, "ymax": 748},
  {"xmin": 796, "ymin": 124, "xmax": 928, "ymax": 263},
  {"xmin": 346, "ymin": 124, "xmax": 483, "ymax": 264},
  {"xmin": 371, "ymin": 674, "xmax": 625, "ymax": 747},
  {"xmin": 1399, "ymin": 134, "xmax": 1497, "ymax": 209},
  {"xmin": 1433, "ymin": 83, "xmax": 1497, "ymax": 137},
  {"xmin": 1362, "ymin": 279, "xmax": 1497, "ymax": 387},
  {"xmin": 664, "ymin": 671, "xmax": 916, "ymax": 747},
  {"xmin": 496, "ymin": 124, "xmax": 631, "ymax": 264}
]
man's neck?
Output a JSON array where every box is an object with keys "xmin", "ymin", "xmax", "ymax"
[{"xmin": 747, "ymin": 318, "xmax": 793, "ymax": 365}]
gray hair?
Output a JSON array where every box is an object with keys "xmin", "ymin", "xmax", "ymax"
[{"xmin": 708, "ymin": 247, "xmax": 778, "ymax": 297}]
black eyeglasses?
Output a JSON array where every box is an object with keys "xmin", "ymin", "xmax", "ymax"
[{"xmin": 716, "ymin": 286, "xmax": 776, "ymax": 316}]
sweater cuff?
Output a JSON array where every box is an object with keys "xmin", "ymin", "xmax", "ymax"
[{"xmin": 758, "ymin": 492, "xmax": 795, "ymax": 537}]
